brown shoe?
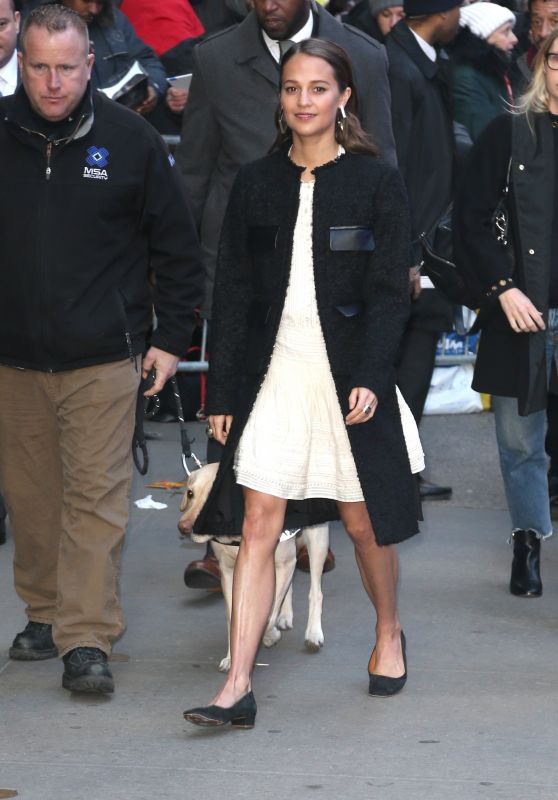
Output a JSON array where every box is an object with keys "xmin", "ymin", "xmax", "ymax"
[
  {"xmin": 183, "ymin": 554, "xmax": 222, "ymax": 590},
  {"xmin": 296, "ymin": 546, "xmax": 335, "ymax": 574}
]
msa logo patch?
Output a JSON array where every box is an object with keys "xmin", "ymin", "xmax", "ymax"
[{"xmin": 83, "ymin": 146, "xmax": 109, "ymax": 180}]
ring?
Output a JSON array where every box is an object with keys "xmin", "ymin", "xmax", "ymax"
[
  {"xmin": 206, "ymin": 424, "xmax": 214, "ymax": 439},
  {"xmin": 363, "ymin": 404, "xmax": 371, "ymax": 415}
]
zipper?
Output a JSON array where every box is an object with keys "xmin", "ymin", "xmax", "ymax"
[
  {"xmin": 45, "ymin": 140, "xmax": 53, "ymax": 180},
  {"xmin": 117, "ymin": 290, "xmax": 137, "ymax": 369}
]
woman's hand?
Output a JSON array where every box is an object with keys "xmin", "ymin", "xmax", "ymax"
[
  {"xmin": 208, "ymin": 414, "xmax": 233, "ymax": 445},
  {"xmin": 345, "ymin": 388, "xmax": 378, "ymax": 426},
  {"xmin": 498, "ymin": 288, "xmax": 545, "ymax": 333}
]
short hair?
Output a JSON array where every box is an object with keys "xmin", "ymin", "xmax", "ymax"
[{"xmin": 20, "ymin": 4, "xmax": 89, "ymax": 55}]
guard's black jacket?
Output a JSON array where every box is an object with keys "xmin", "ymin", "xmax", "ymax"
[{"xmin": 0, "ymin": 87, "xmax": 203, "ymax": 371}]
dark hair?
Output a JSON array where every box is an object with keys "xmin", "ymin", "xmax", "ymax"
[
  {"xmin": 20, "ymin": 4, "xmax": 89, "ymax": 53},
  {"xmin": 271, "ymin": 38, "xmax": 379, "ymax": 156},
  {"xmin": 82, "ymin": 0, "xmax": 114, "ymax": 28}
]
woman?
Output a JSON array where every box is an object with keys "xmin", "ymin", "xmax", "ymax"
[
  {"xmin": 452, "ymin": 2, "xmax": 518, "ymax": 141},
  {"xmin": 454, "ymin": 29, "xmax": 558, "ymax": 599},
  {"xmin": 183, "ymin": 39, "xmax": 422, "ymax": 730},
  {"xmin": 343, "ymin": 0, "xmax": 405, "ymax": 45}
]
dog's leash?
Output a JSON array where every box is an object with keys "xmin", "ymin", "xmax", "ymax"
[
  {"xmin": 169, "ymin": 375, "xmax": 203, "ymax": 476},
  {"xmin": 132, "ymin": 373, "xmax": 202, "ymax": 476}
]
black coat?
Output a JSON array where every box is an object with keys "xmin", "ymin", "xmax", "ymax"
[
  {"xmin": 0, "ymin": 87, "xmax": 204, "ymax": 371},
  {"xmin": 453, "ymin": 112, "xmax": 555, "ymax": 415},
  {"xmin": 386, "ymin": 20, "xmax": 455, "ymax": 332},
  {"xmin": 193, "ymin": 150, "xmax": 421, "ymax": 546}
]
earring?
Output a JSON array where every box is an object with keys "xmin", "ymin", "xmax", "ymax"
[
  {"xmin": 337, "ymin": 106, "xmax": 346, "ymax": 131},
  {"xmin": 279, "ymin": 108, "xmax": 288, "ymax": 135}
]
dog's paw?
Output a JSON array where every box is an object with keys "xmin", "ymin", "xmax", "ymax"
[
  {"xmin": 262, "ymin": 626, "xmax": 282, "ymax": 647},
  {"xmin": 219, "ymin": 656, "xmax": 231, "ymax": 672},
  {"xmin": 276, "ymin": 612, "xmax": 293, "ymax": 631},
  {"xmin": 304, "ymin": 626, "xmax": 324, "ymax": 653}
]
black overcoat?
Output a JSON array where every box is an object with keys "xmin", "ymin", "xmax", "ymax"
[
  {"xmin": 193, "ymin": 150, "xmax": 421, "ymax": 546},
  {"xmin": 386, "ymin": 20, "xmax": 455, "ymax": 332},
  {"xmin": 453, "ymin": 112, "xmax": 555, "ymax": 415}
]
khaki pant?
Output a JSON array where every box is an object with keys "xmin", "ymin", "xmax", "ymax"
[{"xmin": 0, "ymin": 359, "xmax": 140, "ymax": 657}]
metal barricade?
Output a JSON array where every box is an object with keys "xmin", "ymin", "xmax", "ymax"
[
  {"xmin": 177, "ymin": 318, "xmax": 209, "ymax": 374},
  {"xmin": 435, "ymin": 333, "xmax": 477, "ymax": 366}
]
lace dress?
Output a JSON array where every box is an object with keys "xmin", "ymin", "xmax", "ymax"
[{"xmin": 234, "ymin": 177, "xmax": 424, "ymax": 500}]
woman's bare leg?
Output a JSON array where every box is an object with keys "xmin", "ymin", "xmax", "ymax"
[
  {"xmin": 338, "ymin": 500, "xmax": 404, "ymax": 678},
  {"xmin": 210, "ymin": 488, "xmax": 287, "ymax": 708}
]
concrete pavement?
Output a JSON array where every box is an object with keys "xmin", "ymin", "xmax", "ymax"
[{"xmin": 1, "ymin": 411, "xmax": 557, "ymax": 800}]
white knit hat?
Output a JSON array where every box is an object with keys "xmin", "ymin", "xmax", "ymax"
[{"xmin": 459, "ymin": 2, "xmax": 516, "ymax": 40}]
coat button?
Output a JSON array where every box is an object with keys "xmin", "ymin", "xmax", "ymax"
[
  {"xmin": 528, "ymin": 248, "xmax": 535, "ymax": 255},
  {"xmin": 519, "ymin": 164, "xmax": 525, "ymax": 171}
]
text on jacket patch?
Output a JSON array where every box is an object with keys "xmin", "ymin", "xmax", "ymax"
[
  {"xmin": 83, "ymin": 146, "xmax": 110, "ymax": 180},
  {"xmin": 83, "ymin": 167, "xmax": 109, "ymax": 180}
]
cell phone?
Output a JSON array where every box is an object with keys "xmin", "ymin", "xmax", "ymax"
[{"xmin": 168, "ymin": 73, "xmax": 193, "ymax": 91}]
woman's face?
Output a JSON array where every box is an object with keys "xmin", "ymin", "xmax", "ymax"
[
  {"xmin": 544, "ymin": 39, "xmax": 558, "ymax": 114},
  {"xmin": 281, "ymin": 53, "xmax": 351, "ymax": 143},
  {"xmin": 376, "ymin": 6, "xmax": 405, "ymax": 37},
  {"xmin": 487, "ymin": 21, "xmax": 518, "ymax": 55}
]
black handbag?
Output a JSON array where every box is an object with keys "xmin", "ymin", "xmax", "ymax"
[{"xmin": 418, "ymin": 157, "xmax": 513, "ymax": 309}]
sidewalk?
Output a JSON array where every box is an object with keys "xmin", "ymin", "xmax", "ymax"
[{"xmin": 1, "ymin": 412, "xmax": 557, "ymax": 800}]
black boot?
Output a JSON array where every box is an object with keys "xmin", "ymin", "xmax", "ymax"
[
  {"xmin": 9, "ymin": 621, "xmax": 58, "ymax": 660},
  {"xmin": 62, "ymin": 647, "xmax": 114, "ymax": 694},
  {"xmin": 510, "ymin": 530, "xmax": 542, "ymax": 597}
]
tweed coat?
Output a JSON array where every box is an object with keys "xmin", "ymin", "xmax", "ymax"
[
  {"xmin": 175, "ymin": 5, "xmax": 397, "ymax": 315},
  {"xmin": 453, "ymin": 112, "xmax": 555, "ymax": 416},
  {"xmin": 193, "ymin": 149, "xmax": 421, "ymax": 546}
]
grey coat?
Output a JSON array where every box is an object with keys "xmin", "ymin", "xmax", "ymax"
[{"xmin": 175, "ymin": 6, "xmax": 397, "ymax": 315}]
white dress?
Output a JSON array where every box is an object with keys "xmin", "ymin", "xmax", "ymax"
[{"xmin": 234, "ymin": 178, "xmax": 424, "ymax": 501}]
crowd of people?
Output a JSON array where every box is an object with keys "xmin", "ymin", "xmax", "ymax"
[{"xmin": 0, "ymin": 0, "xmax": 557, "ymax": 731}]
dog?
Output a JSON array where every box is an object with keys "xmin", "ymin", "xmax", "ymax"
[{"xmin": 178, "ymin": 463, "xmax": 330, "ymax": 672}]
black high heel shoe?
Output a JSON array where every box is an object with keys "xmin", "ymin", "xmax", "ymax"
[
  {"xmin": 183, "ymin": 691, "xmax": 257, "ymax": 729},
  {"xmin": 368, "ymin": 631, "xmax": 407, "ymax": 697}
]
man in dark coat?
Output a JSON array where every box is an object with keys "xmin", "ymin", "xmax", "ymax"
[
  {"xmin": 0, "ymin": 5, "xmax": 203, "ymax": 693},
  {"xmin": 386, "ymin": 0, "xmax": 461, "ymax": 500}
]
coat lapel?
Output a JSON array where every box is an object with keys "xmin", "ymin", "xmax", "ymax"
[
  {"xmin": 391, "ymin": 22, "xmax": 439, "ymax": 80},
  {"xmin": 234, "ymin": 13, "xmax": 280, "ymax": 90}
]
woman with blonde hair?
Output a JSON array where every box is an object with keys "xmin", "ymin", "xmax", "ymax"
[
  {"xmin": 182, "ymin": 38, "xmax": 423, "ymax": 729},
  {"xmin": 454, "ymin": 28, "xmax": 558, "ymax": 599}
]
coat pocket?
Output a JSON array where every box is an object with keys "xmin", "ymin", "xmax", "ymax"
[
  {"xmin": 335, "ymin": 302, "xmax": 364, "ymax": 317},
  {"xmin": 329, "ymin": 226, "xmax": 375, "ymax": 252}
]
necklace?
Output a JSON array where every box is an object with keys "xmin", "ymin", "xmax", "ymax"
[{"xmin": 288, "ymin": 143, "xmax": 345, "ymax": 168}]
